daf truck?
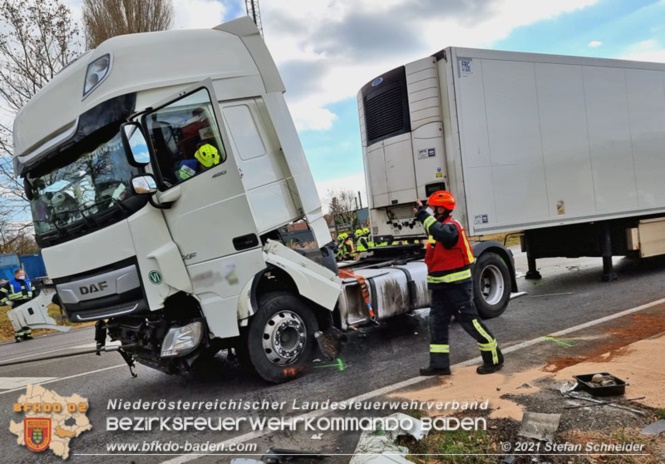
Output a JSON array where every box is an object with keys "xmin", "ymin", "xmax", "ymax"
[
  {"xmin": 359, "ymin": 47, "xmax": 665, "ymax": 283},
  {"xmin": 12, "ymin": 19, "xmax": 515, "ymax": 383}
]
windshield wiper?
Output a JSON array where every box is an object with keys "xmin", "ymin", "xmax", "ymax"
[
  {"xmin": 110, "ymin": 197, "xmax": 131, "ymax": 213},
  {"xmin": 34, "ymin": 219, "xmax": 69, "ymax": 239},
  {"xmin": 53, "ymin": 207, "xmax": 96, "ymax": 227}
]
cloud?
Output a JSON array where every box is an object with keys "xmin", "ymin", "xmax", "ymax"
[
  {"xmin": 262, "ymin": 0, "xmax": 598, "ymax": 131},
  {"xmin": 588, "ymin": 40, "xmax": 603, "ymax": 47},
  {"xmin": 619, "ymin": 39, "xmax": 665, "ymax": 62},
  {"xmin": 172, "ymin": 0, "xmax": 227, "ymax": 29}
]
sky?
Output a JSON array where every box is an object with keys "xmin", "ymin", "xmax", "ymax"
[{"xmin": 62, "ymin": 0, "xmax": 665, "ymax": 211}]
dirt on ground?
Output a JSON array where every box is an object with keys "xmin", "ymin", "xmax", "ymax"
[
  {"xmin": 543, "ymin": 313, "xmax": 665, "ymax": 372},
  {"xmin": 390, "ymin": 318, "xmax": 665, "ymax": 463}
]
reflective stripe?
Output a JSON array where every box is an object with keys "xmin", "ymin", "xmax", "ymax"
[
  {"xmin": 473, "ymin": 319, "xmax": 499, "ymax": 364},
  {"xmin": 478, "ymin": 341, "xmax": 497, "ymax": 351},
  {"xmin": 459, "ymin": 230, "xmax": 476, "ymax": 265},
  {"xmin": 423, "ymin": 216, "xmax": 436, "ymax": 233},
  {"xmin": 430, "ymin": 344, "xmax": 450, "ymax": 353},
  {"xmin": 427, "ymin": 269, "xmax": 472, "ymax": 284}
]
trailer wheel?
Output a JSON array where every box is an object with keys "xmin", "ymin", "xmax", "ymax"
[
  {"xmin": 473, "ymin": 252, "xmax": 511, "ymax": 319},
  {"xmin": 245, "ymin": 292, "xmax": 318, "ymax": 383}
]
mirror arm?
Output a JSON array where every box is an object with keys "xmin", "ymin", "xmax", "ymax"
[{"xmin": 149, "ymin": 196, "xmax": 173, "ymax": 210}]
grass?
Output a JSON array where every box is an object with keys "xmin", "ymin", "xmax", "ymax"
[
  {"xmin": 655, "ymin": 408, "xmax": 665, "ymax": 420},
  {"xmin": 562, "ymin": 428, "xmax": 664, "ymax": 464},
  {"xmin": 397, "ymin": 427, "xmax": 497, "ymax": 464}
]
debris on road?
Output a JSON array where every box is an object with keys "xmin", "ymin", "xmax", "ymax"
[
  {"xmin": 518, "ymin": 411, "xmax": 561, "ymax": 442},
  {"xmin": 350, "ymin": 413, "xmax": 429, "ymax": 464},
  {"xmin": 641, "ymin": 420, "xmax": 665, "ymax": 436}
]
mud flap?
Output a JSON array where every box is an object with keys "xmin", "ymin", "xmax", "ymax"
[{"xmin": 314, "ymin": 326, "xmax": 347, "ymax": 360}]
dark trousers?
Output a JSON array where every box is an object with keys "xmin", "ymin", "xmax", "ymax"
[{"xmin": 428, "ymin": 280, "xmax": 503, "ymax": 368}]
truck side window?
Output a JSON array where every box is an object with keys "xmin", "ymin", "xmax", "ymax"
[{"xmin": 145, "ymin": 88, "xmax": 227, "ymax": 188}]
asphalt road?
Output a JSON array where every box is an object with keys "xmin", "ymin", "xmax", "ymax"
[{"xmin": 2, "ymin": 248, "xmax": 665, "ymax": 464}]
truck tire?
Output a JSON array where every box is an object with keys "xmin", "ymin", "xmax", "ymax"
[
  {"xmin": 473, "ymin": 252, "xmax": 511, "ymax": 319},
  {"xmin": 246, "ymin": 292, "xmax": 318, "ymax": 383}
]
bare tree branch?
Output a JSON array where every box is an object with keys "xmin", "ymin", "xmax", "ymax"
[
  {"xmin": 0, "ymin": 0, "xmax": 81, "ymax": 238},
  {"xmin": 83, "ymin": 0, "xmax": 174, "ymax": 49}
]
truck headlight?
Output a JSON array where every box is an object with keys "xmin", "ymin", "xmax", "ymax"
[
  {"xmin": 83, "ymin": 54, "xmax": 111, "ymax": 98},
  {"xmin": 161, "ymin": 321, "xmax": 203, "ymax": 357}
]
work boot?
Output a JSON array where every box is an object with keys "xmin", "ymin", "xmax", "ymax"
[
  {"xmin": 476, "ymin": 363, "xmax": 503, "ymax": 375},
  {"xmin": 420, "ymin": 366, "xmax": 451, "ymax": 376}
]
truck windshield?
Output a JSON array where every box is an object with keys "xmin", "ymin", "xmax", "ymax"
[{"xmin": 28, "ymin": 130, "xmax": 146, "ymax": 246}]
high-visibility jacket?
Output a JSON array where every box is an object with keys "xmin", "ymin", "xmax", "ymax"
[
  {"xmin": 1, "ymin": 277, "xmax": 33, "ymax": 305},
  {"xmin": 419, "ymin": 213, "xmax": 475, "ymax": 287},
  {"xmin": 356, "ymin": 236, "xmax": 369, "ymax": 252}
]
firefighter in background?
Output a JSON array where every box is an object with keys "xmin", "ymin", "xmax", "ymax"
[
  {"xmin": 414, "ymin": 190, "xmax": 504, "ymax": 376},
  {"xmin": 355, "ymin": 229, "xmax": 369, "ymax": 253},
  {"xmin": 335, "ymin": 233, "xmax": 347, "ymax": 260},
  {"xmin": 1, "ymin": 269, "xmax": 34, "ymax": 342},
  {"xmin": 363, "ymin": 227, "xmax": 375, "ymax": 248},
  {"xmin": 335, "ymin": 233, "xmax": 355, "ymax": 261}
]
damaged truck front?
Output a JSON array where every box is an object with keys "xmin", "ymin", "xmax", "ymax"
[{"xmin": 13, "ymin": 18, "xmax": 345, "ymax": 384}]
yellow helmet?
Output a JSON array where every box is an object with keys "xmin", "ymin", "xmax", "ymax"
[
  {"xmin": 338, "ymin": 233, "xmax": 348, "ymax": 240},
  {"xmin": 363, "ymin": 227, "xmax": 370, "ymax": 236},
  {"xmin": 195, "ymin": 143, "xmax": 220, "ymax": 168},
  {"xmin": 355, "ymin": 229, "xmax": 364, "ymax": 238}
]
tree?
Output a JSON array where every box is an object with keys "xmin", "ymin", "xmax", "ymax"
[
  {"xmin": 83, "ymin": 0, "xmax": 174, "ymax": 49},
  {"xmin": 0, "ymin": 0, "xmax": 82, "ymax": 229},
  {"xmin": 327, "ymin": 189, "xmax": 359, "ymax": 233}
]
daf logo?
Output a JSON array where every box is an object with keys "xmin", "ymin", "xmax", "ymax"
[
  {"xmin": 371, "ymin": 77, "xmax": 383, "ymax": 87},
  {"xmin": 79, "ymin": 281, "xmax": 109, "ymax": 295}
]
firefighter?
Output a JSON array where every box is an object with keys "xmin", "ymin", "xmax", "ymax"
[
  {"xmin": 176, "ymin": 143, "xmax": 221, "ymax": 181},
  {"xmin": 414, "ymin": 190, "xmax": 504, "ymax": 376},
  {"xmin": 355, "ymin": 229, "xmax": 369, "ymax": 253},
  {"xmin": 363, "ymin": 227, "xmax": 375, "ymax": 248},
  {"xmin": 336, "ymin": 233, "xmax": 354, "ymax": 261},
  {"xmin": 1, "ymin": 269, "xmax": 34, "ymax": 342},
  {"xmin": 335, "ymin": 233, "xmax": 347, "ymax": 260}
]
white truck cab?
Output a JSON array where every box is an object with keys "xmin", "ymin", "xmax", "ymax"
[{"xmin": 14, "ymin": 18, "xmax": 341, "ymax": 383}]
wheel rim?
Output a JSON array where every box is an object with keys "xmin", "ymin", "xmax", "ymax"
[
  {"xmin": 480, "ymin": 264, "xmax": 505, "ymax": 306},
  {"xmin": 262, "ymin": 311, "xmax": 307, "ymax": 366}
]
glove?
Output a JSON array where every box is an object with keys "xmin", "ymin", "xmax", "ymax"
[{"xmin": 6, "ymin": 301, "xmax": 14, "ymax": 308}]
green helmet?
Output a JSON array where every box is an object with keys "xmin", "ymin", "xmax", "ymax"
[
  {"xmin": 355, "ymin": 229, "xmax": 364, "ymax": 238},
  {"xmin": 363, "ymin": 227, "xmax": 370, "ymax": 236},
  {"xmin": 338, "ymin": 233, "xmax": 348, "ymax": 240}
]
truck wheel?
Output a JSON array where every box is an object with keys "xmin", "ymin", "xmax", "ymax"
[
  {"xmin": 473, "ymin": 252, "xmax": 511, "ymax": 319},
  {"xmin": 246, "ymin": 292, "xmax": 318, "ymax": 383}
]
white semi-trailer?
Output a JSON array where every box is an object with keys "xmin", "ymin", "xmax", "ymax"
[
  {"xmin": 12, "ymin": 20, "xmax": 515, "ymax": 383},
  {"xmin": 359, "ymin": 47, "xmax": 665, "ymax": 282}
]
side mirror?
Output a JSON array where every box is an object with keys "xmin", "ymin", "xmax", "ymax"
[
  {"xmin": 131, "ymin": 175, "xmax": 157, "ymax": 195},
  {"xmin": 24, "ymin": 177, "xmax": 34, "ymax": 201},
  {"xmin": 121, "ymin": 122, "xmax": 150, "ymax": 166}
]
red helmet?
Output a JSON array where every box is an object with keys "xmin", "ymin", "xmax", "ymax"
[{"xmin": 427, "ymin": 190, "xmax": 456, "ymax": 210}]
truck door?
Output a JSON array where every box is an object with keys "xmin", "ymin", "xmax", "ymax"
[{"xmin": 143, "ymin": 82, "xmax": 260, "ymax": 266}]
